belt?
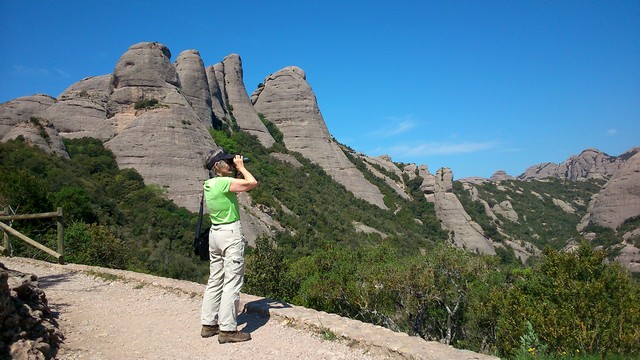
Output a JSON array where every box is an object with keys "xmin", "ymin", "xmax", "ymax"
[{"xmin": 212, "ymin": 220, "xmax": 239, "ymax": 226}]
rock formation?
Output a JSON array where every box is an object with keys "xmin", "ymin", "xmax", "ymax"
[
  {"xmin": 252, "ymin": 66, "xmax": 386, "ymax": 209},
  {"xmin": 43, "ymin": 75, "xmax": 115, "ymax": 139},
  {"xmin": 490, "ymin": 170, "xmax": 514, "ymax": 181},
  {"xmin": 586, "ymin": 152, "xmax": 640, "ymax": 229},
  {"xmin": 493, "ymin": 200, "xmax": 518, "ymax": 222},
  {"xmin": 0, "ymin": 262, "xmax": 63, "ymax": 359},
  {"xmin": 1, "ymin": 118, "xmax": 69, "ymax": 159},
  {"xmin": 614, "ymin": 244, "xmax": 640, "ymax": 273},
  {"xmin": 519, "ymin": 148, "xmax": 637, "ymax": 181},
  {"xmin": 356, "ymin": 154, "xmax": 411, "ymax": 200},
  {"xmin": 175, "ymin": 50, "xmax": 213, "ymax": 127},
  {"xmin": 104, "ymin": 42, "xmax": 213, "ymax": 211},
  {"xmin": 221, "ymin": 54, "xmax": 275, "ymax": 148},
  {"xmin": 429, "ymin": 168, "xmax": 495, "ymax": 254},
  {"xmin": 205, "ymin": 63, "xmax": 228, "ymax": 126},
  {"xmin": 0, "ymin": 94, "xmax": 56, "ymax": 138}
]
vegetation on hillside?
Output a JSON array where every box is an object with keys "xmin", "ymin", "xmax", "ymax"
[
  {"xmin": 1, "ymin": 132, "xmax": 639, "ymax": 359},
  {"xmin": 454, "ymin": 178, "xmax": 605, "ymax": 251}
]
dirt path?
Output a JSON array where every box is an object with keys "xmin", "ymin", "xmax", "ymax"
[{"xmin": 2, "ymin": 257, "xmax": 378, "ymax": 360}]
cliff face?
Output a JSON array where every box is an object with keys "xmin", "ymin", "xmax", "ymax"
[
  {"xmin": 251, "ymin": 66, "xmax": 387, "ymax": 209},
  {"xmin": 430, "ymin": 168, "xmax": 495, "ymax": 255},
  {"xmin": 586, "ymin": 152, "xmax": 640, "ymax": 229}
]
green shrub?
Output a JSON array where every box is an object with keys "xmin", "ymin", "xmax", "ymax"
[
  {"xmin": 134, "ymin": 98, "xmax": 159, "ymax": 110},
  {"xmin": 495, "ymin": 244, "xmax": 640, "ymax": 358},
  {"xmin": 64, "ymin": 222, "xmax": 130, "ymax": 269}
]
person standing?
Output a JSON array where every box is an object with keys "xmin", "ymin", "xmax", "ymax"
[{"xmin": 200, "ymin": 150, "xmax": 257, "ymax": 344}]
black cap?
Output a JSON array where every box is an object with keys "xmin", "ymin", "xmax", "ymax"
[{"xmin": 204, "ymin": 149, "xmax": 235, "ymax": 170}]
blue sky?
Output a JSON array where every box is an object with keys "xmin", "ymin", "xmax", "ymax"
[{"xmin": 1, "ymin": 1, "xmax": 638, "ymax": 179}]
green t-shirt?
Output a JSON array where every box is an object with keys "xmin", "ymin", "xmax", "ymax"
[{"xmin": 204, "ymin": 177, "xmax": 240, "ymax": 224}]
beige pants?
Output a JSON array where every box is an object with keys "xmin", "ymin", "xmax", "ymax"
[{"xmin": 200, "ymin": 221, "xmax": 246, "ymax": 331}]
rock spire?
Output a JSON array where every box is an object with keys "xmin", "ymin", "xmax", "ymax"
[{"xmin": 252, "ymin": 66, "xmax": 387, "ymax": 209}]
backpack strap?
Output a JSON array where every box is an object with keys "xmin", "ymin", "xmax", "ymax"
[{"xmin": 195, "ymin": 190, "xmax": 205, "ymax": 239}]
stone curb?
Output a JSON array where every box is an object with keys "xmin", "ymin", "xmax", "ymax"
[{"xmin": 2, "ymin": 257, "xmax": 498, "ymax": 360}]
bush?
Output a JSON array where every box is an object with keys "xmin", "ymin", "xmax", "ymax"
[
  {"xmin": 134, "ymin": 98, "xmax": 159, "ymax": 110},
  {"xmin": 495, "ymin": 244, "xmax": 640, "ymax": 358},
  {"xmin": 64, "ymin": 222, "xmax": 130, "ymax": 269}
]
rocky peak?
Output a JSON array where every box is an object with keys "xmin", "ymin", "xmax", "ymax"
[
  {"xmin": 175, "ymin": 50, "xmax": 213, "ymax": 127},
  {"xmin": 429, "ymin": 168, "xmax": 495, "ymax": 255},
  {"xmin": 490, "ymin": 170, "xmax": 514, "ymax": 181},
  {"xmin": 112, "ymin": 42, "xmax": 179, "ymax": 89},
  {"xmin": 205, "ymin": 63, "xmax": 228, "ymax": 127},
  {"xmin": 434, "ymin": 167, "xmax": 454, "ymax": 193},
  {"xmin": 221, "ymin": 54, "xmax": 275, "ymax": 148},
  {"xmin": 252, "ymin": 66, "xmax": 387, "ymax": 209},
  {"xmin": 519, "ymin": 148, "xmax": 631, "ymax": 181}
]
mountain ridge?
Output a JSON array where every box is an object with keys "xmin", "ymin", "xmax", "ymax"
[{"xmin": 1, "ymin": 41, "xmax": 638, "ymax": 273}]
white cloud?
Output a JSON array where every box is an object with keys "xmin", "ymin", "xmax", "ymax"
[
  {"xmin": 13, "ymin": 65, "xmax": 70, "ymax": 78},
  {"xmin": 380, "ymin": 141, "xmax": 501, "ymax": 156},
  {"xmin": 367, "ymin": 116, "xmax": 418, "ymax": 138},
  {"xmin": 13, "ymin": 65, "xmax": 50, "ymax": 75},
  {"xmin": 54, "ymin": 68, "xmax": 71, "ymax": 78},
  {"xmin": 607, "ymin": 129, "xmax": 617, "ymax": 136}
]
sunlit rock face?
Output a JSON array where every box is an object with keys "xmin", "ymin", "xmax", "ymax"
[
  {"xmin": 252, "ymin": 66, "xmax": 386, "ymax": 209},
  {"xmin": 430, "ymin": 168, "xmax": 495, "ymax": 255},
  {"xmin": 0, "ymin": 94, "xmax": 56, "ymax": 138},
  {"xmin": 519, "ymin": 148, "xmax": 635, "ymax": 181},
  {"xmin": 222, "ymin": 54, "xmax": 275, "ymax": 148},
  {"xmin": 104, "ymin": 42, "xmax": 213, "ymax": 210},
  {"xmin": 588, "ymin": 152, "xmax": 640, "ymax": 229},
  {"xmin": 175, "ymin": 49, "xmax": 213, "ymax": 127}
]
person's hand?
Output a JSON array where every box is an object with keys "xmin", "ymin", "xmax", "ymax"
[{"xmin": 233, "ymin": 155, "xmax": 245, "ymax": 169}]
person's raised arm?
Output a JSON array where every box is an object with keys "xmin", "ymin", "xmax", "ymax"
[{"xmin": 229, "ymin": 155, "xmax": 257, "ymax": 192}]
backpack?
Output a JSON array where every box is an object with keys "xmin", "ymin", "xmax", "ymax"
[{"xmin": 194, "ymin": 191, "xmax": 210, "ymax": 261}]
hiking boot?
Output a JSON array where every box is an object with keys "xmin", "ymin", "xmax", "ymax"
[
  {"xmin": 218, "ymin": 330, "xmax": 251, "ymax": 344},
  {"xmin": 201, "ymin": 324, "xmax": 220, "ymax": 338}
]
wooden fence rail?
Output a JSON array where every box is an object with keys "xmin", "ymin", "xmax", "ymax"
[{"xmin": 0, "ymin": 207, "xmax": 64, "ymax": 264}]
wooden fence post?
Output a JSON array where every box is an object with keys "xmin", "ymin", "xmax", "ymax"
[
  {"xmin": 1, "ymin": 207, "xmax": 9, "ymax": 255},
  {"xmin": 57, "ymin": 207, "xmax": 64, "ymax": 264}
]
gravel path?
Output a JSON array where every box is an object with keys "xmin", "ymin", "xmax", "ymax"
[{"xmin": 2, "ymin": 257, "xmax": 378, "ymax": 360}]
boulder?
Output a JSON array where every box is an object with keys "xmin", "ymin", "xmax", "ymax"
[
  {"xmin": 112, "ymin": 42, "xmax": 179, "ymax": 88},
  {"xmin": 493, "ymin": 200, "xmax": 518, "ymax": 222},
  {"xmin": 614, "ymin": 244, "xmax": 640, "ymax": 273},
  {"xmin": 552, "ymin": 198, "xmax": 576, "ymax": 214},
  {"xmin": 221, "ymin": 54, "xmax": 274, "ymax": 147},
  {"xmin": 252, "ymin": 66, "xmax": 386, "ymax": 209},
  {"xmin": 0, "ymin": 94, "xmax": 56, "ymax": 138},
  {"xmin": 175, "ymin": 50, "xmax": 213, "ymax": 126}
]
